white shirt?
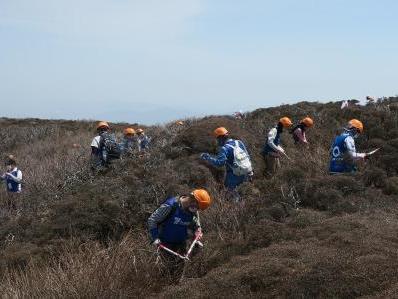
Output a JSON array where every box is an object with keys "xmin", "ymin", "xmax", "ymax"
[
  {"xmin": 91, "ymin": 136, "xmax": 101, "ymax": 148},
  {"xmin": 267, "ymin": 127, "xmax": 285, "ymax": 153},
  {"xmin": 345, "ymin": 135, "xmax": 366, "ymax": 160}
]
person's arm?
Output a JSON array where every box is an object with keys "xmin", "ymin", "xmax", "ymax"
[
  {"xmin": 91, "ymin": 137, "xmax": 100, "ymax": 155},
  {"xmin": 6, "ymin": 170, "xmax": 22, "ymax": 183},
  {"xmin": 206, "ymin": 147, "xmax": 228, "ymax": 167},
  {"xmin": 345, "ymin": 136, "xmax": 366, "ymax": 160},
  {"xmin": 267, "ymin": 128, "xmax": 285, "ymax": 153},
  {"xmin": 147, "ymin": 204, "xmax": 173, "ymax": 242},
  {"xmin": 188, "ymin": 212, "xmax": 202, "ymax": 238}
]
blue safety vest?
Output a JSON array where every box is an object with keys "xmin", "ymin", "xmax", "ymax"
[
  {"xmin": 329, "ymin": 133, "xmax": 356, "ymax": 173},
  {"xmin": 6, "ymin": 169, "xmax": 21, "ymax": 192},
  {"xmin": 263, "ymin": 127, "xmax": 281, "ymax": 155},
  {"xmin": 159, "ymin": 197, "xmax": 194, "ymax": 244}
]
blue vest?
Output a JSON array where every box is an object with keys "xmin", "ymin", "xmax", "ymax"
[
  {"xmin": 159, "ymin": 197, "xmax": 194, "ymax": 244},
  {"xmin": 6, "ymin": 169, "xmax": 21, "ymax": 192},
  {"xmin": 329, "ymin": 133, "xmax": 355, "ymax": 173},
  {"xmin": 263, "ymin": 127, "xmax": 281, "ymax": 155},
  {"xmin": 120, "ymin": 138, "xmax": 135, "ymax": 153},
  {"xmin": 138, "ymin": 135, "xmax": 150, "ymax": 150}
]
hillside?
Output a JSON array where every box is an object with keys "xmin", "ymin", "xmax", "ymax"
[{"xmin": 0, "ymin": 98, "xmax": 398, "ymax": 298}]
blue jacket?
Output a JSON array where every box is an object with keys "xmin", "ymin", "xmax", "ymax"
[
  {"xmin": 206, "ymin": 139, "xmax": 249, "ymax": 189},
  {"xmin": 329, "ymin": 132, "xmax": 355, "ymax": 173},
  {"xmin": 152, "ymin": 197, "xmax": 195, "ymax": 244}
]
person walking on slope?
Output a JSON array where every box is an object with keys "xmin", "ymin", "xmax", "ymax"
[
  {"xmin": 90, "ymin": 121, "xmax": 121, "ymax": 169},
  {"xmin": 200, "ymin": 127, "xmax": 253, "ymax": 202},
  {"xmin": 120, "ymin": 128, "xmax": 136, "ymax": 155},
  {"xmin": 262, "ymin": 117, "xmax": 293, "ymax": 176},
  {"xmin": 148, "ymin": 189, "xmax": 211, "ymax": 280},
  {"xmin": 329, "ymin": 119, "xmax": 367, "ymax": 174},
  {"xmin": 290, "ymin": 117, "xmax": 314, "ymax": 146},
  {"xmin": 136, "ymin": 128, "xmax": 151, "ymax": 152},
  {"xmin": 0, "ymin": 155, "xmax": 23, "ymax": 210}
]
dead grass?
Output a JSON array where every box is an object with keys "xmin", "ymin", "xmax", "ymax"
[{"xmin": 0, "ymin": 98, "xmax": 397, "ymax": 297}]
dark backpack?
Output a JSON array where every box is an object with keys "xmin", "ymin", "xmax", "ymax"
[{"xmin": 100, "ymin": 132, "xmax": 121, "ymax": 159}]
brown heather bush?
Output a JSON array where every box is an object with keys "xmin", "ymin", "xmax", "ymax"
[{"xmin": 0, "ymin": 98, "xmax": 397, "ymax": 297}]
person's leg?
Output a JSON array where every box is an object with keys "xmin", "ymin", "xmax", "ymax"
[
  {"xmin": 275, "ymin": 157, "xmax": 281, "ymax": 173},
  {"xmin": 225, "ymin": 172, "xmax": 245, "ymax": 202},
  {"xmin": 264, "ymin": 155, "xmax": 276, "ymax": 177}
]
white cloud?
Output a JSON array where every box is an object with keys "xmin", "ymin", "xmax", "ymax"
[{"xmin": 0, "ymin": 0, "xmax": 203, "ymax": 44}]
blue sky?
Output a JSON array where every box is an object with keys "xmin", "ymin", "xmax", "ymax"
[{"xmin": 0, "ymin": 0, "xmax": 397, "ymax": 124}]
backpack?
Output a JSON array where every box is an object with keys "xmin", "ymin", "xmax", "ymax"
[
  {"xmin": 225, "ymin": 140, "xmax": 253, "ymax": 176},
  {"xmin": 100, "ymin": 132, "xmax": 121, "ymax": 159}
]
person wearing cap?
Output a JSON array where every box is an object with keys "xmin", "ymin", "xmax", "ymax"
[
  {"xmin": 120, "ymin": 127, "xmax": 136, "ymax": 154},
  {"xmin": 200, "ymin": 127, "xmax": 253, "ymax": 201},
  {"xmin": 91, "ymin": 121, "xmax": 110, "ymax": 167},
  {"xmin": 1, "ymin": 155, "xmax": 23, "ymax": 210},
  {"xmin": 329, "ymin": 119, "xmax": 367, "ymax": 174},
  {"xmin": 136, "ymin": 128, "xmax": 151, "ymax": 152},
  {"xmin": 262, "ymin": 117, "xmax": 293, "ymax": 176},
  {"xmin": 290, "ymin": 117, "xmax": 314, "ymax": 146},
  {"xmin": 148, "ymin": 189, "xmax": 211, "ymax": 278}
]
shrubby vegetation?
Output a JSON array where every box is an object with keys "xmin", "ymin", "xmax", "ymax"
[{"xmin": 0, "ymin": 97, "xmax": 397, "ymax": 297}]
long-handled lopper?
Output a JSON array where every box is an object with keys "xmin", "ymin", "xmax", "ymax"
[
  {"xmin": 158, "ymin": 231, "xmax": 204, "ymax": 261},
  {"xmin": 185, "ymin": 231, "xmax": 204, "ymax": 259},
  {"xmin": 158, "ymin": 244, "xmax": 189, "ymax": 260},
  {"xmin": 281, "ymin": 151, "xmax": 292, "ymax": 161},
  {"xmin": 366, "ymin": 148, "xmax": 380, "ymax": 156}
]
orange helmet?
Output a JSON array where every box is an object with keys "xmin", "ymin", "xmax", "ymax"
[
  {"xmin": 136, "ymin": 128, "xmax": 144, "ymax": 134},
  {"xmin": 124, "ymin": 128, "xmax": 136, "ymax": 136},
  {"xmin": 214, "ymin": 127, "xmax": 229, "ymax": 137},
  {"xmin": 96, "ymin": 121, "xmax": 110, "ymax": 130},
  {"xmin": 279, "ymin": 117, "xmax": 293, "ymax": 128},
  {"xmin": 192, "ymin": 189, "xmax": 211, "ymax": 211},
  {"xmin": 301, "ymin": 117, "xmax": 314, "ymax": 128},
  {"xmin": 348, "ymin": 119, "xmax": 364, "ymax": 133}
]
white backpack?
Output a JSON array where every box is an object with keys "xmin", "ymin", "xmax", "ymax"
[{"xmin": 225, "ymin": 140, "xmax": 253, "ymax": 176}]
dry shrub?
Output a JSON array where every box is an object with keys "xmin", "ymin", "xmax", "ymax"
[
  {"xmin": 383, "ymin": 177, "xmax": 398, "ymax": 195},
  {"xmin": 0, "ymin": 99, "xmax": 398, "ymax": 297},
  {"xmin": 159, "ymin": 212, "xmax": 398, "ymax": 298},
  {"xmin": 1, "ymin": 233, "xmax": 163, "ymax": 298}
]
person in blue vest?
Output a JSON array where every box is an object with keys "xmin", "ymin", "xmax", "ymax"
[
  {"xmin": 1, "ymin": 155, "xmax": 23, "ymax": 210},
  {"xmin": 262, "ymin": 117, "xmax": 293, "ymax": 176},
  {"xmin": 200, "ymin": 127, "xmax": 253, "ymax": 201},
  {"xmin": 329, "ymin": 119, "xmax": 367, "ymax": 174},
  {"xmin": 91, "ymin": 121, "xmax": 110, "ymax": 168},
  {"xmin": 120, "ymin": 127, "xmax": 136, "ymax": 155},
  {"xmin": 148, "ymin": 189, "xmax": 211, "ymax": 279},
  {"xmin": 136, "ymin": 128, "xmax": 151, "ymax": 152}
]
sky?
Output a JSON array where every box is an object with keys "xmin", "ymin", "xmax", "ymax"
[{"xmin": 0, "ymin": 0, "xmax": 397, "ymax": 124}]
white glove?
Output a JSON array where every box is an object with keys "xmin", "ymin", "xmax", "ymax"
[{"xmin": 152, "ymin": 239, "xmax": 161, "ymax": 247}]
